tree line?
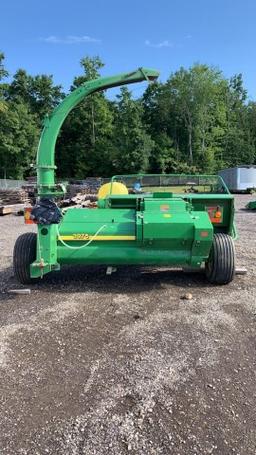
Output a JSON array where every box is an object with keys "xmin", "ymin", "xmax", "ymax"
[{"xmin": 0, "ymin": 53, "xmax": 255, "ymax": 180}]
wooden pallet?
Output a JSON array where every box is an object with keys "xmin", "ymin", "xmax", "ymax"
[{"xmin": 0, "ymin": 204, "xmax": 25, "ymax": 216}]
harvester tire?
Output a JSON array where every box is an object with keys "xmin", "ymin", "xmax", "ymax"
[
  {"xmin": 13, "ymin": 233, "xmax": 38, "ymax": 284},
  {"xmin": 205, "ymin": 233, "xmax": 235, "ymax": 285}
]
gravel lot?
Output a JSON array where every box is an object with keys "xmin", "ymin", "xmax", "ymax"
[{"xmin": 0, "ymin": 194, "xmax": 256, "ymax": 455}]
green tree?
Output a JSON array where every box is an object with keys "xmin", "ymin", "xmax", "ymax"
[
  {"xmin": 8, "ymin": 69, "xmax": 63, "ymax": 121},
  {"xmin": 0, "ymin": 52, "xmax": 8, "ymax": 112},
  {"xmin": 0, "ymin": 54, "xmax": 39, "ymax": 178},
  {"xmin": 0, "ymin": 102, "xmax": 39, "ymax": 178},
  {"xmin": 112, "ymin": 87, "xmax": 154, "ymax": 173},
  {"xmin": 143, "ymin": 64, "xmax": 251, "ymax": 174},
  {"xmin": 0, "ymin": 49, "xmax": 255, "ymax": 180},
  {"xmin": 247, "ymin": 101, "xmax": 256, "ymax": 162},
  {"xmin": 222, "ymin": 74, "xmax": 255, "ymax": 166},
  {"xmin": 142, "ymin": 82, "xmax": 181, "ymax": 172},
  {"xmin": 166, "ymin": 65, "xmax": 227, "ymax": 169},
  {"xmin": 0, "ymin": 52, "xmax": 8, "ymax": 80},
  {"xmin": 56, "ymin": 56, "xmax": 115, "ymax": 177}
]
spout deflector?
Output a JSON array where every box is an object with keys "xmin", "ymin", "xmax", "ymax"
[{"xmin": 36, "ymin": 67, "xmax": 159, "ymax": 197}]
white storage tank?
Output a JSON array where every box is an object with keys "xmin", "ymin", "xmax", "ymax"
[{"xmin": 219, "ymin": 166, "xmax": 256, "ymax": 192}]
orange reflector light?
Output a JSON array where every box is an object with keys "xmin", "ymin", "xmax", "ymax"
[
  {"xmin": 200, "ymin": 231, "xmax": 209, "ymax": 238},
  {"xmin": 206, "ymin": 206, "xmax": 223, "ymax": 224},
  {"xmin": 24, "ymin": 207, "xmax": 34, "ymax": 224}
]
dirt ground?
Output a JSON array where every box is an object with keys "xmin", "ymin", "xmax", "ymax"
[{"xmin": 0, "ymin": 194, "xmax": 256, "ymax": 455}]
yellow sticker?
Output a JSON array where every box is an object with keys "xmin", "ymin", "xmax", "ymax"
[
  {"xmin": 73, "ymin": 233, "xmax": 89, "ymax": 240},
  {"xmin": 59, "ymin": 235, "xmax": 136, "ymax": 241},
  {"xmin": 163, "ymin": 214, "xmax": 172, "ymax": 218}
]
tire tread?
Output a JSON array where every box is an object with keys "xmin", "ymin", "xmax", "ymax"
[
  {"xmin": 206, "ymin": 233, "xmax": 235, "ymax": 285},
  {"xmin": 13, "ymin": 233, "xmax": 38, "ymax": 284}
]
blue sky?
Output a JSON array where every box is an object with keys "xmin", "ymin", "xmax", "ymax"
[{"xmin": 1, "ymin": 0, "xmax": 256, "ymax": 99}]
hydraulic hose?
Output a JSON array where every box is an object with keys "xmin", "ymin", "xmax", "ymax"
[{"xmin": 56, "ymin": 224, "xmax": 107, "ymax": 250}]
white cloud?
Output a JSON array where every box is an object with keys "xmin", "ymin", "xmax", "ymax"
[
  {"xmin": 145, "ymin": 39, "xmax": 174, "ymax": 48},
  {"xmin": 40, "ymin": 35, "xmax": 101, "ymax": 44}
]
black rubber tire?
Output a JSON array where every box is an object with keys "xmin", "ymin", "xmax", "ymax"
[
  {"xmin": 13, "ymin": 233, "xmax": 39, "ymax": 284},
  {"xmin": 205, "ymin": 233, "xmax": 235, "ymax": 285}
]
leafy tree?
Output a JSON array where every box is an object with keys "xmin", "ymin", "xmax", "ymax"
[
  {"xmin": 247, "ymin": 101, "xmax": 256, "ymax": 161},
  {"xmin": 72, "ymin": 56, "xmax": 104, "ymax": 87},
  {"xmin": 8, "ymin": 69, "xmax": 63, "ymax": 120},
  {"xmin": 0, "ymin": 50, "xmax": 255, "ymax": 180},
  {"xmin": 142, "ymin": 82, "xmax": 182, "ymax": 172},
  {"xmin": 0, "ymin": 52, "xmax": 8, "ymax": 112},
  {"xmin": 0, "ymin": 102, "xmax": 39, "ymax": 178},
  {"xmin": 56, "ymin": 56, "xmax": 115, "ymax": 177},
  {"xmin": 166, "ymin": 65, "xmax": 226, "ymax": 169},
  {"xmin": 112, "ymin": 87, "xmax": 154, "ymax": 173},
  {"xmin": 222, "ymin": 74, "xmax": 255, "ymax": 166},
  {"xmin": 0, "ymin": 53, "xmax": 64, "ymax": 178},
  {"xmin": 0, "ymin": 52, "xmax": 8, "ymax": 80}
]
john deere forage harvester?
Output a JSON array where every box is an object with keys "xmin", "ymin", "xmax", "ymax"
[{"xmin": 13, "ymin": 68, "xmax": 237, "ymax": 285}]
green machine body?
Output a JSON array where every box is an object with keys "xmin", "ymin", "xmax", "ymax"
[{"xmin": 13, "ymin": 68, "xmax": 237, "ymax": 285}]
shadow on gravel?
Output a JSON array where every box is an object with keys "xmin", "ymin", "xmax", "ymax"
[
  {"xmin": 0, "ymin": 265, "xmax": 18, "ymax": 301},
  {"xmin": 0, "ymin": 264, "xmax": 216, "ymax": 296}
]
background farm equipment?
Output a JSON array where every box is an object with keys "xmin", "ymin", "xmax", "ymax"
[{"xmin": 246, "ymin": 200, "xmax": 256, "ymax": 210}]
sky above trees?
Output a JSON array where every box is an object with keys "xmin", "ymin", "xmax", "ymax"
[{"xmin": 1, "ymin": 0, "xmax": 256, "ymax": 99}]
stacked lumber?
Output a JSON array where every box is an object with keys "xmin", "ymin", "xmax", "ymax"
[
  {"xmin": 0, "ymin": 189, "xmax": 31, "ymax": 215},
  {"xmin": 21, "ymin": 184, "xmax": 36, "ymax": 204},
  {"xmin": 0, "ymin": 177, "xmax": 107, "ymax": 214},
  {"xmin": 60, "ymin": 192, "xmax": 97, "ymax": 208},
  {"xmin": 83, "ymin": 177, "xmax": 104, "ymax": 193},
  {"xmin": 0, "ymin": 188, "xmax": 30, "ymax": 205},
  {"xmin": 65, "ymin": 185, "xmax": 90, "ymax": 199},
  {"xmin": 0, "ymin": 204, "xmax": 26, "ymax": 216},
  {"xmin": 65, "ymin": 178, "xmax": 108, "ymax": 198}
]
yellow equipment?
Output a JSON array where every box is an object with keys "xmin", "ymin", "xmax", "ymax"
[{"xmin": 97, "ymin": 182, "xmax": 128, "ymax": 199}]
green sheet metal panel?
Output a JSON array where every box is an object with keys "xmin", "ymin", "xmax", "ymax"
[
  {"xmin": 58, "ymin": 207, "xmax": 136, "ymax": 238},
  {"xmin": 57, "ymin": 244, "xmax": 192, "ymax": 265},
  {"xmin": 182, "ymin": 195, "xmax": 235, "ymax": 235},
  {"xmin": 143, "ymin": 198, "xmax": 193, "ymax": 241}
]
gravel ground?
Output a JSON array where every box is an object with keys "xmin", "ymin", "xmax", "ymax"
[{"xmin": 0, "ymin": 194, "xmax": 256, "ymax": 455}]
